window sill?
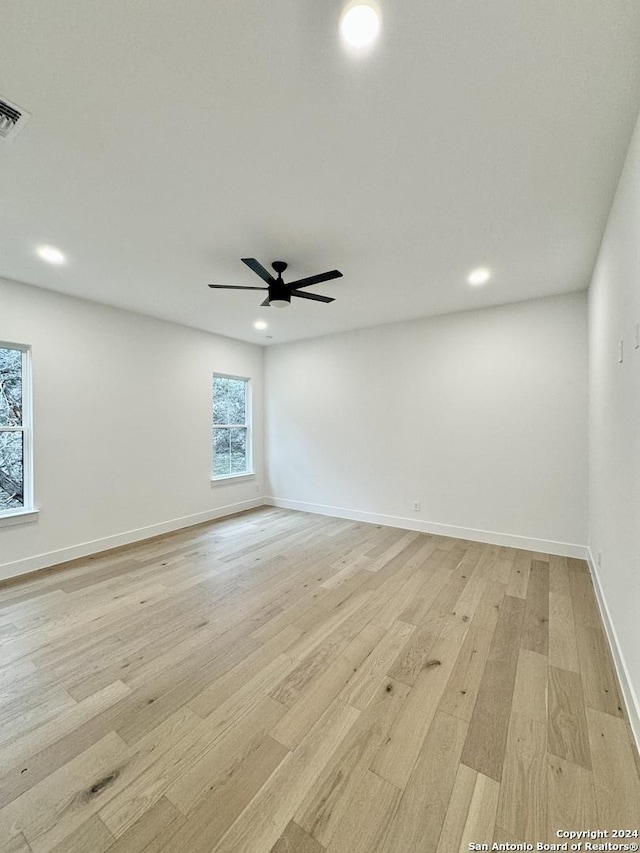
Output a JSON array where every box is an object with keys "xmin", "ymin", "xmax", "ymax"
[
  {"xmin": 0, "ymin": 508, "xmax": 39, "ymax": 528},
  {"xmin": 211, "ymin": 472, "xmax": 255, "ymax": 485}
]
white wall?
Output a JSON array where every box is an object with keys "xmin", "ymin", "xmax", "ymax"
[
  {"xmin": 588, "ymin": 111, "xmax": 640, "ymax": 737},
  {"xmin": 265, "ymin": 293, "xmax": 588, "ymax": 554},
  {"xmin": 0, "ymin": 278, "xmax": 264, "ymax": 579}
]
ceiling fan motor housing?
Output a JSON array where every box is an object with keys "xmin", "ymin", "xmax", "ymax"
[
  {"xmin": 268, "ymin": 261, "xmax": 291, "ymax": 306},
  {"xmin": 268, "ymin": 280, "xmax": 291, "ymax": 307}
]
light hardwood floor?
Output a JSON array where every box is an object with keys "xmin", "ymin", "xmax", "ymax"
[{"xmin": 1, "ymin": 507, "xmax": 638, "ymax": 852}]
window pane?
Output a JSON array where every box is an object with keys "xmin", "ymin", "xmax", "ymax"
[
  {"xmin": 230, "ymin": 428, "xmax": 247, "ymax": 473},
  {"xmin": 213, "ymin": 427, "xmax": 248, "ymax": 476},
  {"xmin": 213, "ymin": 376, "xmax": 246, "ymax": 425},
  {"xmin": 0, "ymin": 347, "xmax": 22, "ymax": 427},
  {"xmin": 213, "ymin": 427, "xmax": 231, "ymax": 477},
  {"xmin": 0, "ymin": 431, "xmax": 24, "ymax": 510}
]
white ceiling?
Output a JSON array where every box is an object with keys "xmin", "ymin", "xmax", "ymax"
[{"xmin": 1, "ymin": 0, "xmax": 640, "ymax": 345}]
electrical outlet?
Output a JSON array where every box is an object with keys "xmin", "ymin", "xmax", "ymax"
[
  {"xmin": 255, "ymin": 484, "xmax": 260, "ymax": 493},
  {"xmin": 597, "ymin": 551, "xmax": 602, "ymax": 568},
  {"xmin": 635, "ymin": 322, "xmax": 639, "ymax": 350},
  {"xmin": 618, "ymin": 339, "xmax": 624, "ymax": 364},
  {"xmin": 412, "ymin": 500, "xmax": 421, "ymax": 512}
]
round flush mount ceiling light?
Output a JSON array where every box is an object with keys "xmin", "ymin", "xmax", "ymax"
[
  {"xmin": 467, "ymin": 267, "xmax": 491, "ymax": 286},
  {"xmin": 254, "ymin": 320, "xmax": 268, "ymax": 330},
  {"xmin": 340, "ymin": 2, "xmax": 381, "ymax": 49},
  {"xmin": 36, "ymin": 244, "xmax": 66, "ymax": 265}
]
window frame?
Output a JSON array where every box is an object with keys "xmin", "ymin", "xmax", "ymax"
[
  {"xmin": 0, "ymin": 341, "xmax": 34, "ymax": 520},
  {"xmin": 211, "ymin": 372, "xmax": 253, "ymax": 482}
]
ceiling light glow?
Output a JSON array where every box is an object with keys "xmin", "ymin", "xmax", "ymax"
[
  {"xmin": 467, "ymin": 267, "xmax": 491, "ymax": 286},
  {"xmin": 254, "ymin": 320, "xmax": 268, "ymax": 330},
  {"xmin": 37, "ymin": 244, "xmax": 66, "ymax": 265},
  {"xmin": 340, "ymin": 2, "xmax": 381, "ymax": 49}
]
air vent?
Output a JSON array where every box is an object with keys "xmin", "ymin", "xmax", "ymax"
[{"xmin": 0, "ymin": 96, "xmax": 31, "ymax": 143}]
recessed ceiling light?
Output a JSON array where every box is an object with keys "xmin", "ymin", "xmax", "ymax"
[
  {"xmin": 467, "ymin": 267, "xmax": 491, "ymax": 286},
  {"xmin": 340, "ymin": 2, "xmax": 381, "ymax": 49},
  {"xmin": 36, "ymin": 244, "xmax": 66, "ymax": 265},
  {"xmin": 254, "ymin": 320, "xmax": 268, "ymax": 331}
]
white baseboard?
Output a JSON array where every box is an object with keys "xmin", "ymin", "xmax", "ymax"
[
  {"xmin": 586, "ymin": 547, "xmax": 640, "ymax": 754},
  {"xmin": 264, "ymin": 497, "xmax": 589, "ymax": 559},
  {"xmin": 0, "ymin": 498, "xmax": 264, "ymax": 582}
]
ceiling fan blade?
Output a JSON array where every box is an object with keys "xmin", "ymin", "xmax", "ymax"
[
  {"xmin": 287, "ymin": 270, "xmax": 343, "ymax": 290},
  {"xmin": 261, "ymin": 297, "xmax": 271, "ymax": 307},
  {"xmin": 208, "ymin": 285, "xmax": 268, "ymax": 290},
  {"xmin": 291, "ymin": 290, "xmax": 335, "ymax": 303},
  {"xmin": 241, "ymin": 257, "xmax": 275, "ymax": 284}
]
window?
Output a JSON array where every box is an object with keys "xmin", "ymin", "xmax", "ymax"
[
  {"xmin": 212, "ymin": 374, "xmax": 252, "ymax": 479},
  {"xmin": 0, "ymin": 343, "xmax": 33, "ymax": 516}
]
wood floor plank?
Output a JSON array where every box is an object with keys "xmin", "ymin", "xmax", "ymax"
[
  {"xmin": 372, "ymin": 566, "xmax": 432, "ymax": 631},
  {"xmin": 269, "ymin": 619, "xmax": 383, "ymax": 709},
  {"xmin": 67, "ymin": 623, "xmax": 218, "ymax": 702},
  {"xmin": 521, "ymin": 559, "xmax": 549, "ymax": 655},
  {"xmin": 371, "ymin": 618, "xmax": 469, "ymax": 789},
  {"xmin": 324, "ymin": 771, "xmax": 401, "ymax": 853},
  {"xmin": 271, "ymin": 625, "xmax": 383, "ymax": 750},
  {"xmin": 295, "ymin": 677, "xmax": 409, "ymax": 847},
  {"xmin": 506, "ymin": 550, "xmax": 531, "ymax": 599},
  {"xmin": 0, "ymin": 687, "xmax": 77, "ymax": 748},
  {"xmin": 365, "ymin": 532, "xmax": 423, "ymax": 574},
  {"xmin": 587, "ymin": 707, "xmax": 640, "ymax": 827},
  {"xmin": 0, "ymin": 836, "xmax": 33, "ymax": 853},
  {"xmin": 0, "ymin": 681, "xmax": 131, "ymax": 774},
  {"xmin": 457, "ymin": 771, "xmax": 500, "ymax": 853},
  {"xmin": 338, "ymin": 620, "xmax": 414, "ymax": 709},
  {"xmin": 398, "ymin": 563, "xmax": 451, "ymax": 627},
  {"xmin": 417, "ymin": 544, "xmax": 477, "ymax": 623},
  {"xmin": 489, "ymin": 547, "xmax": 516, "ymax": 585},
  {"xmin": 114, "ymin": 632, "xmax": 262, "ymax": 745},
  {"xmin": 548, "ymin": 555, "xmax": 571, "ymax": 597},
  {"xmin": 212, "ymin": 699, "xmax": 359, "ymax": 853},
  {"xmin": 547, "ymin": 755, "xmax": 596, "ymax": 838},
  {"xmin": 387, "ymin": 618, "xmax": 443, "ymax": 687},
  {"xmin": 105, "ymin": 797, "xmax": 186, "ymax": 853},
  {"xmin": 548, "ymin": 665, "xmax": 591, "ymax": 769},
  {"xmin": 269, "ymin": 821, "xmax": 324, "ymax": 853},
  {"xmin": 101, "ymin": 657, "xmax": 295, "ymax": 837},
  {"xmin": 373, "ymin": 711, "xmax": 468, "ymax": 853},
  {"xmin": 460, "ymin": 595, "xmax": 525, "ymax": 781},
  {"xmin": 434, "ymin": 763, "xmax": 477, "ymax": 853},
  {"xmin": 0, "ymin": 701, "xmax": 200, "ymax": 813},
  {"xmin": 158, "ymin": 738, "xmax": 289, "ymax": 853},
  {"xmin": 469, "ymin": 580, "xmax": 506, "ymax": 634},
  {"xmin": 576, "ymin": 624, "xmax": 625, "ymax": 717},
  {"xmin": 567, "ymin": 561, "xmax": 601, "ymax": 629},
  {"xmin": 548, "ymin": 591, "xmax": 580, "ymax": 672},
  {"xmin": 493, "ymin": 825, "xmax": 526, "ymax": 846},
  {"xmin": 286, "ymin": 589, "xmax": 375, "ymax": 663},
  {"xmin": 438, "ymin": 625, "xmax": 493, "ymax": 722},
  {"xmin": 496, "ymin": 712, "xmax": 547, "ymax": 840},
  {"xmin": 48, "ymin": 816, "xmax": 114, "ymax": 853},
  {"xmin": 186, "ymin": 624, "xmax": 301, "ymax": 718},
  {"xmin": 163, "ymin": 697, "xmax": 286, "ymax": 816},
  {"xmin": 0, "ymin": 731, "xmax": 129, "ymax": 853},
  {"xmin": 511, "ymin": 648, "xmax": 547, "ymax": 723}
]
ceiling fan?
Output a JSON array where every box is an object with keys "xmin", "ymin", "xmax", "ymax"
[{"xmin": 208, "ymin": 258, "xmax": 343, "ymax": 308}]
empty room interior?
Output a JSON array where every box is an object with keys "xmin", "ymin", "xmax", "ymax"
[{"xmin": 1, "ymin": 2, "xmax": 640, "ymax": 851}]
